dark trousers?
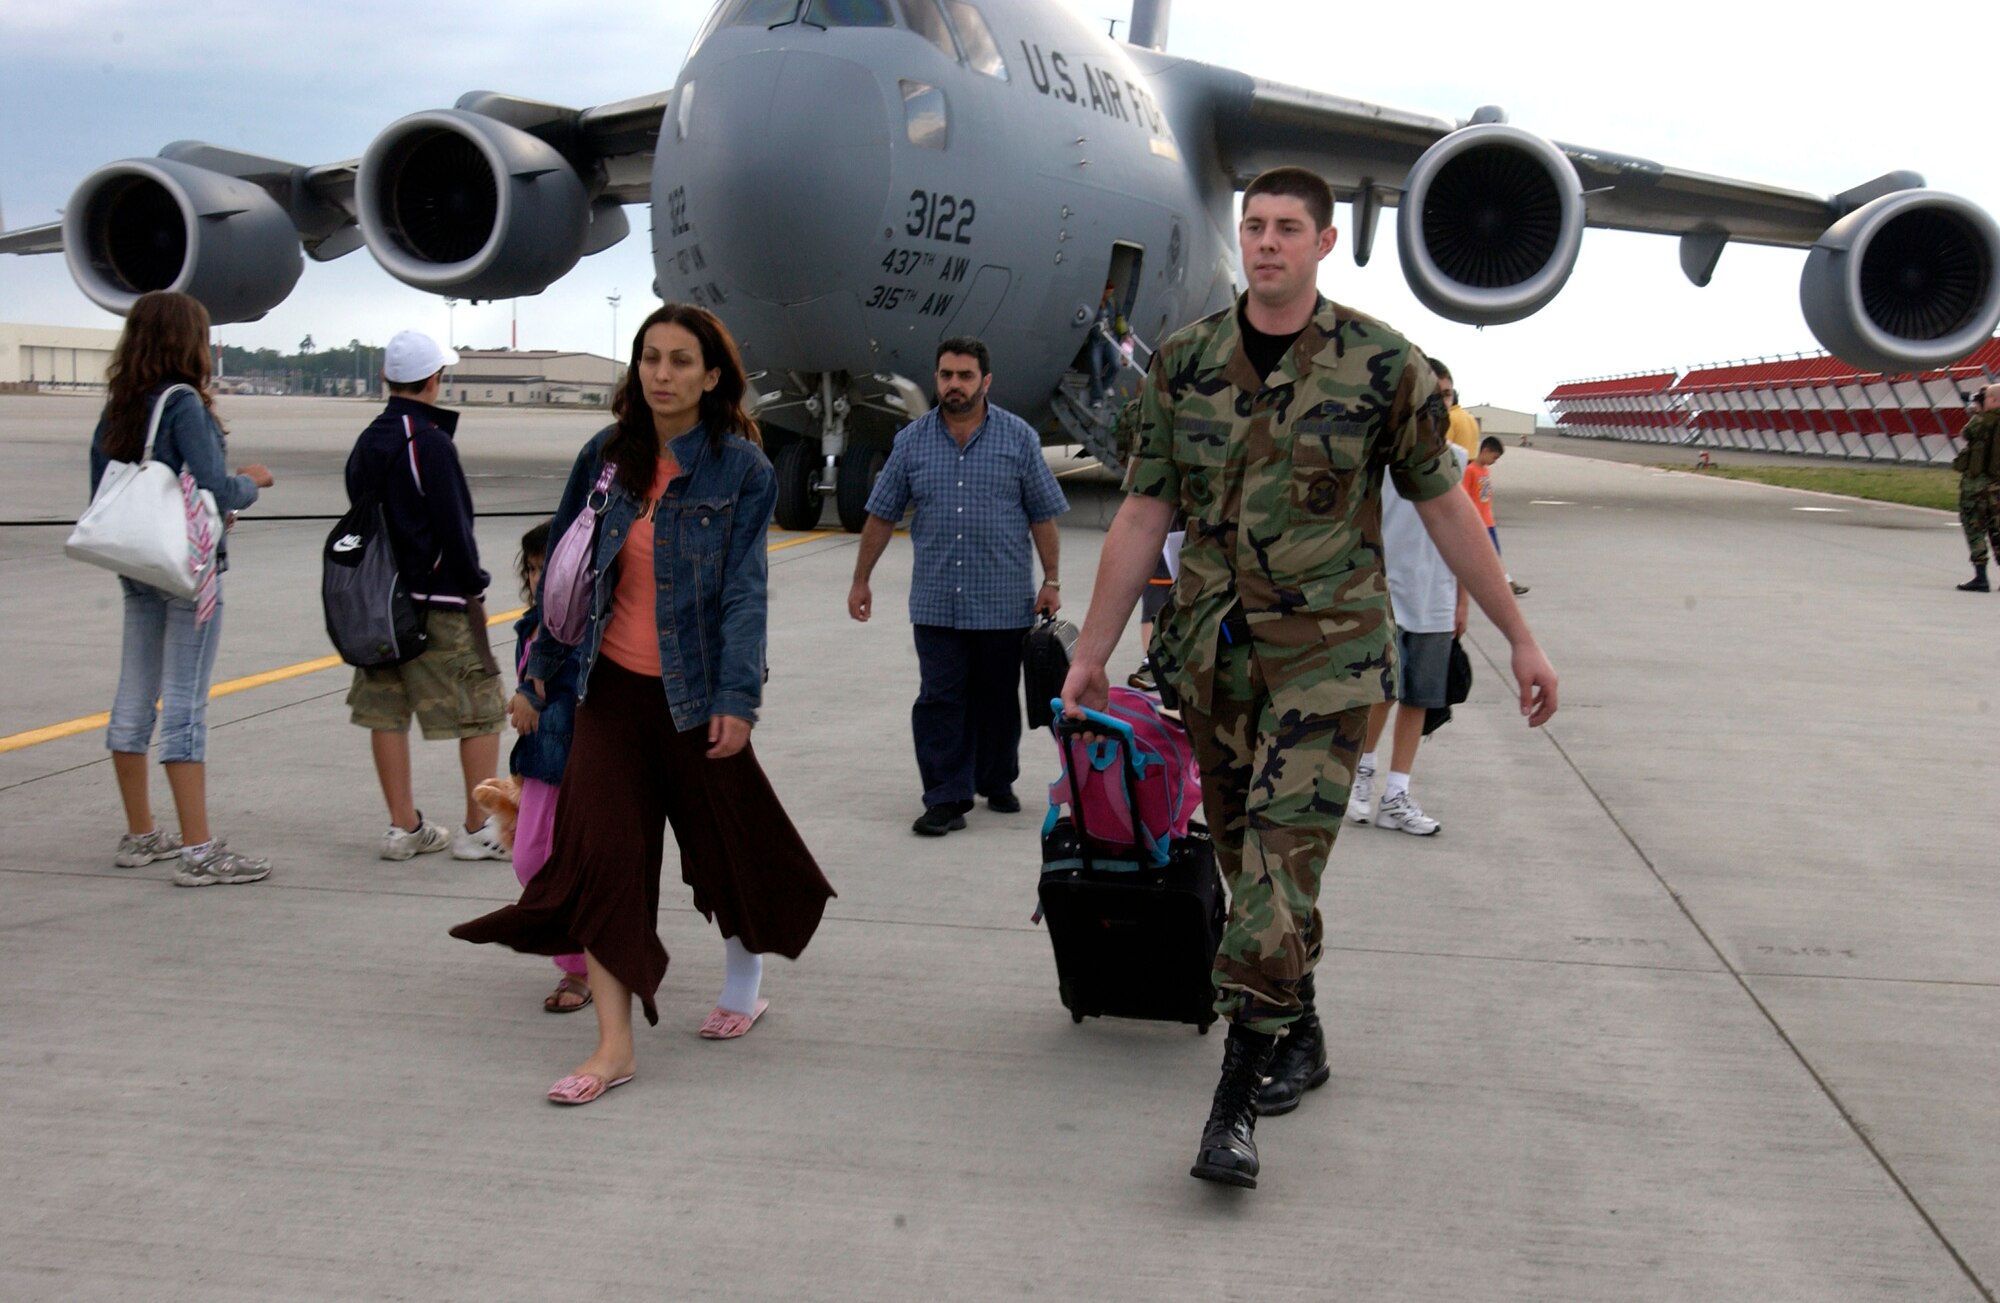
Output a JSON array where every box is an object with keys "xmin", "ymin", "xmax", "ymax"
[{"xmin": 912, "ymin": 624, "xmax": 1027, "ymax": 808}]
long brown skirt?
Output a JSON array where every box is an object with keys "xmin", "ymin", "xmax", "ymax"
[{"xmin": 451, "ymin": 658, "xmax": 834, "ymax": 1025}]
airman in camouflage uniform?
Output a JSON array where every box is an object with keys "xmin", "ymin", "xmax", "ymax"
[
  {"xmin": 1953, "ymin": 385, "xmax": 2000, "ymax": 592},
  {"xmin": 1126, "ymin": 296, "xmax": 1459, "ymax": 1032},
  {"xmin": 1060, "ymin": 166, "xmax": 1556, "ymax": 1191}
]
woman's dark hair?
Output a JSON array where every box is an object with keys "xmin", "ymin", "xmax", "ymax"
[
  {"xmin": 517, "ymin": 520, "xmax": 552, "ymax": 602},
  {"xmin": 101, "ymin": 291, "xmax": 217, "ymax": 461},
  {"xmin": 605, "ymin": 303, "xmax": 760, "ymax": 498}
]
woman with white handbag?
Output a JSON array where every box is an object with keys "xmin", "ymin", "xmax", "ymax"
[{"xmin": 85, "ymin": 291, "xmax": 275, "ymax": 887}]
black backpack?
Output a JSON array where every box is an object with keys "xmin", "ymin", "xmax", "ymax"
[{"xmin": 322, "ymin": 484, "xmax": 427, "ymax": 669}]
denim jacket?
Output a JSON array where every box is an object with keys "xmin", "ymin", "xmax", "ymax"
[
  {"xmin": 525, "ymin": 423, "xmax": 775, "ymax": 731},
  {"xmin": 89, "ymin": 385, "xmax": 261, "ymax": 573},
  {"xmin": 510, "ymin": 604, "xmax": 580, "ymax": 785}
]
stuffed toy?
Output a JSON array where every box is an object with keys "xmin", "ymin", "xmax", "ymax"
[{"xmin": 472, "ymin": 776, "xmax": 523, "ymax": 852}]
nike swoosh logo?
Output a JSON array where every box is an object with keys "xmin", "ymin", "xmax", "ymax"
[{"xmin": 332, "ymin": 534, "xmax": 363, "ymax": 553}]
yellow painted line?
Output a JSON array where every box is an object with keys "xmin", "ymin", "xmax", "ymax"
[
  {"xmin": 0, "ymin": 605, "xmax": 527, "ymax": 756},
  {"xmin": 2, "ymin": 528, "xmax": 853, "ymax": 756}
]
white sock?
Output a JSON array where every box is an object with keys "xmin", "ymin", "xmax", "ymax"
[
  {"xmin": 184, "ymin": 839, "xmax": 214, "ymax": 859},
  {"xmin": 1358, "ymin": 751, "xmax": 1378, "ymax": 776},
  {"xmin": 719, "ymin": 934, "xmax": 763, "ymax": 1015},
  {"xmin": 1385, "ymin": 771, "xmax": 1412, "ymax": 801}
]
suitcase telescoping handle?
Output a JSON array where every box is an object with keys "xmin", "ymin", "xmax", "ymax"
[{"xmin": 1048, "ymin": 698, "xmax": 1155, "ymax": 868}]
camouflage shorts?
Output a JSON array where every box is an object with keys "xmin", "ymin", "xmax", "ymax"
[
  {"xmin": 347, "ymin": 608, "xmax": 505, "ymax": 740},
  {"xmin": 1179, "ymin": 635, "xmax": 1368, "ymax": 1034}
]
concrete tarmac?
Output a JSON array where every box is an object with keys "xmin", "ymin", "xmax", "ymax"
[{"xmin": 1, "ymin": 395, "xmax": 1993, "ymax": 1301}]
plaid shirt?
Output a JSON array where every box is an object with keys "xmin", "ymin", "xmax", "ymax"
[{"xmin": 866, "ymin": 403, "xmax": 1068, "ymax": 629}]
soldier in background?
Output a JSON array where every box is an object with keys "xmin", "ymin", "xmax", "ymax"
[
  {"xmin": 1953, "ymin": 383, "xmax": 2000, "ymax": 592},
  {"xmin": 1060, "ymin": 166, "xmax": 1558, "ymax": 1190}
]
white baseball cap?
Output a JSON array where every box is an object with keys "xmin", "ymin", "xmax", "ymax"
[{"xmin": 382, "ymin": 329, "xmax": 461, "ymax": 384}]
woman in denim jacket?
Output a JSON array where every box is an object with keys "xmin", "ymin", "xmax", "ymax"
[
  {"xmin": 454, "ymin": 304, "xmax": 832, "ymax": 1105},
  {"xmin": 89, "ymin": 291, "xmax": 275, "ymax": 887}
]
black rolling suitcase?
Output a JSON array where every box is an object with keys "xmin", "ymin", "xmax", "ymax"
[{"xmin": 1035, "ymin": 704, "xmax": 1226, "ymax": 1032}]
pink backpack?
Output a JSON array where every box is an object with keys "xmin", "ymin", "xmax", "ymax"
[{"xmin": 1044, "ymin": 686, "xmax": 1202, "ymax": 867}]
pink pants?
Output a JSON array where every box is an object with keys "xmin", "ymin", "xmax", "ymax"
[{"xmin": 515, "ymin": 777, "xmax": 587, "ymax": 978}]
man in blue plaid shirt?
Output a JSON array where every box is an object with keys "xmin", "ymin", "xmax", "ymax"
[{"xmin": 849, "ymin": 337, "xmax": 1069, "ymax": 835}]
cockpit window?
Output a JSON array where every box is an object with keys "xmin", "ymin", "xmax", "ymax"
[
  {"xmin": 731, "ymin": 0, "xmax": 804, "ymax": 27},
  {"xmin": 901, "ymin": 80, "xmax": 948, "ymax": 150},
  {"xmin": 805, "ymin": 0, "xmax": 895, "ymax": 25},
  {"xmin": 898, "ymin": 0, "xmax": 958, "ymax": 58},
  {"xmin": 941, "ymin": 2, "xmax": 1007, "ymax": 80}
]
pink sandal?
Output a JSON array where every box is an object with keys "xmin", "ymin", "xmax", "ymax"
[
  {"xmin": 699, "ymin": 998, "xmax": 769, "ymax": 1040},
  {"xmin": 546, "ymin": 1071, "xmax": 633, "ymax": 1105}
]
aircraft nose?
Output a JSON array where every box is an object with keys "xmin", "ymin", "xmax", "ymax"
[{"xmin": 678, "ymin": 49, "xmax": 891, "ymax": 303}]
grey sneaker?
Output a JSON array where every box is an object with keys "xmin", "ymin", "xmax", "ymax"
[
  {"xmin": 381, "ymin": 817, "xmax": 451, "ymax": 862},
  {"xmin": 1376, "ymin": 790, "xmax": 1440, "ymax": 836},
  {"xmin": 173, "ymin": 840, "xmax": 271, "ymax": 887},
  {"xmin": 1347, "ymin": 764, "xmax": 1376, "ymax": 825},
  {"xmin": 450, "ymin": 815, "xmax": 511, "ymax": 862},
  {"xmin": 115, "ymin": 828, "xmax": 183, "ymax": 868}
]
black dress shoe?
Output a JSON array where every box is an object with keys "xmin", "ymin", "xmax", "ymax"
[
  {"xmin": 985, "ymin": 791, "xmax": 1022, "ymax": 814},
  {"xmin": 1190, "ymin": 1024, "xmax": 1278, "ymax": 1188},
  {"xmin": 912, "ymin": 805, "xmax": 968, "ymax": 836}
]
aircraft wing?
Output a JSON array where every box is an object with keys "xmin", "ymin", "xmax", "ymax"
[
  {"xmin": 0, "ymin": 222, "xmax": 63, "ymax": 255},
  {"xmin": 1208, "ymin": 68, "xmax": 1853, "ymax": 250},
  {"xmin": 0, "ymin": 87, "xmax": 671, "ymax": 264}
]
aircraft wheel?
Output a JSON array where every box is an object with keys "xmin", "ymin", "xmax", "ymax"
[
  {"xmin": 835, "ymin": 443, "xmax": 888, "ymax": 534},
  {"xmin": 773, "ymin": 440, "xmax": 821, "ymax": 532}
]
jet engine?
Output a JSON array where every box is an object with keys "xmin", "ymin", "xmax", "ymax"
[
  {"xmin": 357, "ymin": 109, "xmax": 590, "ymax": 299},
  {"xmin": 1799, "ymin": 189, "xmax": 2000, "ymax": 375},
  {"xmin": 1396, "ymin": 125, "xmax": 1585, "ymax": 326},
  {"xmin": 60, "ymin": 158, "xmax": 303, "ymax": 322}
]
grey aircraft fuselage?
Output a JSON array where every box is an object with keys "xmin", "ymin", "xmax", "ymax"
[{"xmin": 661, "ymin": 0, "xmax": 1231, "ymax": 434}]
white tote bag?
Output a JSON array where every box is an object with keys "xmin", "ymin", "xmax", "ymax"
[{"xmin": 66, "ymin": 384, "xmax": 222, "ymax": 599}]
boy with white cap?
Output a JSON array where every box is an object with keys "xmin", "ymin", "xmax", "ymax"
[{"xmin": 343, "ymin": 329, "xmax": 508, "ymax": 861}]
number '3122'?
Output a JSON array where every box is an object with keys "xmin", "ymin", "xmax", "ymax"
[{"xmin": 906, "ymin": 190, "xmax": 975, "ymax": 244}]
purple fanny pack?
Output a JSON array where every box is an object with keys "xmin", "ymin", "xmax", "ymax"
[{"xmin": 540, "ymin": 461, "xmax": 618, "ymax": 646}]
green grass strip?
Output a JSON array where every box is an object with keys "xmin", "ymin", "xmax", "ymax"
[{"xmin": 1661, "ymin": 464, "xmax": 1960, "ymax": 511}]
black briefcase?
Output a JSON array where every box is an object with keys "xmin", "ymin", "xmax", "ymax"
[
  {"xmin": 1021, "ymin": 612, "xmax": 1078, "ymax": 730},
  {"xmin": 1035, "ymin": 714, "xmax": 1226, "ymax": 1032}
]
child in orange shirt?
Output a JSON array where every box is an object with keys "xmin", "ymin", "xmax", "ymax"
[{"xmin": 1462, "ymin": 436, "xmax": 1528, "ymax": 596}]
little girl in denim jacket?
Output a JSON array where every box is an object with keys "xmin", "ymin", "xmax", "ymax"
[{"xmin": 506, "ymin": 522, "xmax": 590, "ymax": 1012}]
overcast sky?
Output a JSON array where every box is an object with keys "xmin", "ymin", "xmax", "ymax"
[{"xmin": 2, "ymin": 0, "xmax": 1994, "ymax": 412}]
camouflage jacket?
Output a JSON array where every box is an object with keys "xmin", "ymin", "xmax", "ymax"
[
  {"xmin": 1123, "ymin": 294, "xmax": 1458, "ymax": 716},
  {"xmin": 1955, "ymin": 410, "xmax": 2000, "ymax": 480}
]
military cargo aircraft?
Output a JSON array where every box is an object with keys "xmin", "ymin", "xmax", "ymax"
[{"xmin": 6, "ymin": 0, "xmax": 1998, "ymax": 531}]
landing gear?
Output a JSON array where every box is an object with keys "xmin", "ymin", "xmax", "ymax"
[
  {"xmin": 835, "ymin": 443, "xmax": 887, "ymax": 534},
  {"xmin": 773, "ymin": 439, "xmax": 822, "ymax": 532}
]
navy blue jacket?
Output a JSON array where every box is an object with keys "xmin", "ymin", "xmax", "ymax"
[
  {"xmin": 525, "ymin": 423, "xmax": 775, "ymax": 732},
  {"xmin": 343, "ymin": 396, "xmax": 487, "ymax": 608},
  {"xmin": 509, "ymin": 604, "xmax": 579, "ymax": 785},
  {"xmin": 89, "ymin": 385, "xmax": 260, "ymax": 572}
]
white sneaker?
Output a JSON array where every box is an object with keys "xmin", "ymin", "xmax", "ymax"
[
  {"xmin": 381, "ymin": 817, "xmax": 451, "ymax": 861},
  {"xmin": 450, "ymin": 815, "xmax": 511, "ymax": 861},
  {"xmin": 1375, "ymin": 790, "xmax": 1440, "ymax": 836},
  {"xmin": 1348, "ymin": 764, "xmax": 1376, "ymax": 824}
]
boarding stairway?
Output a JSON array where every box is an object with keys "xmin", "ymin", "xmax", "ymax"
[{"xmin": 1047, "ymin": 333, "xmax": 1151, "ymax": 472}]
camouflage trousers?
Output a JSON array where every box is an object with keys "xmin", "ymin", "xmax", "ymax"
[
  {"xmin": 1178, "ymin": 635, "xmax": 1369, "ymax": 1034},
  {"xmin": 1960, "ymin": 477, "xmax": 2000, "ymax": 566}
]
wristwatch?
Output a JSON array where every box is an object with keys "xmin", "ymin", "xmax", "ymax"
[{"xmin": 1042, "ymin": 579, "xmax": 1061, "ymax": 589}]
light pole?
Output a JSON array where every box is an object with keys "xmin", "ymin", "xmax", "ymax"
[{"xmin": 607, "ymin": 291, "xmax": 622, "ymax": 390}]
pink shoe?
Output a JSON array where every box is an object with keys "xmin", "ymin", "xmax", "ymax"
[
  {"xmin": 546, "ymin": 1071, "xmax": 633, "ymax": 1105},
  {"xmin": 699, "ymin": 998, "xmax": 769, "ymax": 1040}
]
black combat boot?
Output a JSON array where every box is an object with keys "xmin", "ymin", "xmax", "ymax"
[
  {"xmin": 1958, "ymin": 563, "xmax": 1990, "ymax": 592},
  {"xmin": 1254, "ymin": 975, "xmax": 1330, "ymax": 1117},
  {"xmin": 1189, "ymin": 1023, "xmax": 1278, "ymax": 1188}
]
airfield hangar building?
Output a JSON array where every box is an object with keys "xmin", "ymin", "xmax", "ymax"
[
  {"xmin": 444, "ymin": 349, "xmax": 624, "ymax": 406},
  {"xmin": 0, "ymin": 323, "xmax": 122, "ymax": 390}
]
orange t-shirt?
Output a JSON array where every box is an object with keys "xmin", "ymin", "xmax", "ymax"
[
  {"xmin": 1462, "ymin": 461, "xmax": 1496, "ymax": 528},
  {"xmin": 600, "ymin": 457, "xmax": 679, "ymax": 676}
]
